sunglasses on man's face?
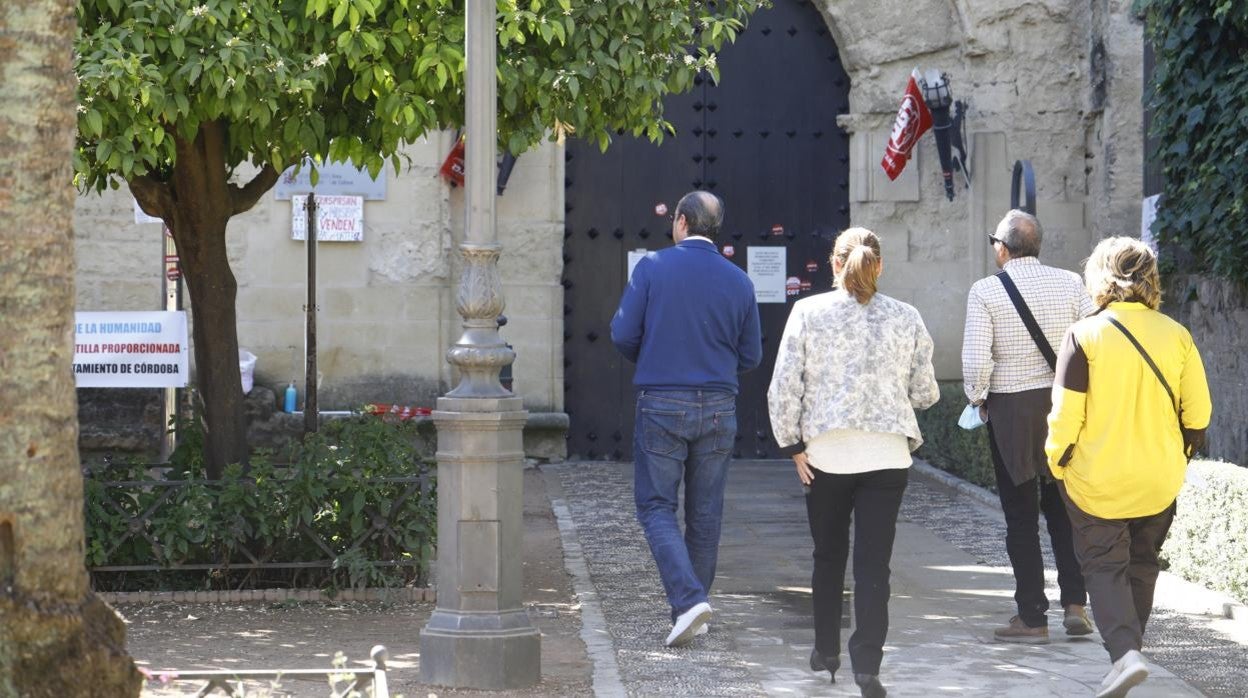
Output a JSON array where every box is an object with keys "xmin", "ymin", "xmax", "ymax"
[{"xmin": 987, "ymin": 234, "xmax": 1011, "ymax": 251}]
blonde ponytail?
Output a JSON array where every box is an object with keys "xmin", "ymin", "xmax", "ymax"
[{"xmin": 831, "ymin": 227, "xmax": 882, "ymax": 304}]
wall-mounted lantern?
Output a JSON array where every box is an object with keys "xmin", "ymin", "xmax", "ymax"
[{"xmin": 918, "ymin": 70, "xmax": 971, "ymax": 201}]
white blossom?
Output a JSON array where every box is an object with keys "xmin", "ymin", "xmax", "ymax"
[
  {"xmin": 311, "ymin": 52, "xmax": 329, "ymax": 68},
  {"xmin": 683, "ymin": 54, "xmax": 696, "ymax": 66},
  {"xmin": 705, "ymin": 54, "xmax": 717, "ymax": 69},
  {"xmin": 225, "ymin": 37, "xmax": 240, "ymax": 47},
  {"xmin": 189, "ymin": 4, "xmax": 209, "ymax": 17},
  {"xmin": 76, "ymin": 105, "xmax": 87, "ymax": 113},
  {"xmin": 226, "ymin": 76, "xmax": 236, "ymax": 87}
]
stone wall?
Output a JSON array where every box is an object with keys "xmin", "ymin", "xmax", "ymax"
[
  {"xmin": 73, "ymin": 134, "xmax": 565, "ymax": 439},
  {"xmin": 821, "ymin": 0, "xmax": 1144, "ymax": 378},
  {"xmin": 1166, "ymin": 276, "xmax": 1248, "ymax": 466}
]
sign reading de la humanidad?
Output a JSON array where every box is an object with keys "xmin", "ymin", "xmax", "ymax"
[{"xmin": 73, "ymin": 311, "xmax": 189, "ymax": 388}]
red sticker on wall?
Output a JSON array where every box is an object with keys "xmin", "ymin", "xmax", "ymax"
[
  {"xmin": 771, "ymin": 224, "xmax": 785, "ymax": 236},
  {"xmin": 800, "ymin": 279, "xmax": 812, "ymax": 292},
  {"xmin": 805, "ymin": 260, "xmax": 819, "ymax": 273},
  {"xmin": 786, "ymin": 276, "xmax": 801, "ymax": 297},
  {"xmin": 722, "ymin": 245, "xmax": 735, "ymax": 258},
  {"xmin": 655, "ymin": 202, "xmax": 669, "ymax": 217}
]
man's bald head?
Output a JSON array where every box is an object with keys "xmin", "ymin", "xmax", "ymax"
[{"xmin": 676, "ymin": 191, "xmax": 724, "ymax": 241}]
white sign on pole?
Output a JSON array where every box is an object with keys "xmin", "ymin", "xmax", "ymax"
[
  {"xmin": 748, "ymin": 247, "xmax": 786, "ymax": 303},
  {"xmin": 134, "ymin": 199, "xmax": 163, "ymax": 225},
  {"xmin": 291, "ymin": 195, "xmax": 365, "ymax": 242},
  {"xmin": 627, "ymin": 249, "xmax": 649, "ymax": 281},
  {"xmin": 274, "ymin": 160, "xmax": 387, "ymax": 200},
  {"xmin": 1141, "ymin": 194, "xmax": 1160, "ymax": 252},
  {"xmin": 73, "ymin": 311, "xmax": 189, "ymax": 388}
]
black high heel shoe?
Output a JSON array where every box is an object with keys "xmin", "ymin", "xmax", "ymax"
[
  {"xmin": 854, "ymin": 673, "xmax": 887, "ymax": 698},
  {"xmin": 808, "ymin": 648, "xmax": 839, "ymax": 683}
]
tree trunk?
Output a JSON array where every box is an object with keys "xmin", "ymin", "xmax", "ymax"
[
  {"xmin": 0, "ymin": 0, "xmax": 142, "ymax": 694},
  {"xmin": 174, "ymin": 214, "xmax": 250, "ymax": 479},
  {"xmin": 131, "ymin": 121, "xmax": 268, "ymax": 480}
]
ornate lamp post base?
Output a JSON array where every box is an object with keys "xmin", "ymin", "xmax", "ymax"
[
  {"xmin": 418, "ymin": 396, "xmax": 540, "ymax": 689},
  {"xmin": 419, "ymin": 608, "xmax": 540, "ymax": 689}
]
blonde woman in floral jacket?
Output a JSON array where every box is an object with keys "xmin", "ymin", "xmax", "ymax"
[{"xmin": 768, "ymin": 227, "xmax": 939, "ymax": 698}]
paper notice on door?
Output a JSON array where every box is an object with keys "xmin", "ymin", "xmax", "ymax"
[
  {"xmin": 748, "ymin": 247, "xmax": 786, "ymax": 303},
  {"xmin": 627, "ymin": 249, "xmax": 649, "ymax": 281}
]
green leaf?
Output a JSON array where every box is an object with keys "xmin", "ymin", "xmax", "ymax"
[{"xmin": 85, "ymin": 110, "xmax": 103, "ymax": 136}]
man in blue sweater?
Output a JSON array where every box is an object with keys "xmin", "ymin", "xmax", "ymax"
[{"xmin": 610, "ymin": 190, "xmax": 763, "ymax": 647}]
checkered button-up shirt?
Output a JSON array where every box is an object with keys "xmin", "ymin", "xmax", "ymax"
[{"xmin": 962, "ymin": 257, "xmax": 1095, "ymax": 402}]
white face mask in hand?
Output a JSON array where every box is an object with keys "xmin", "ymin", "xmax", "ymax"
[{"xmin": 958, "ymin": 403, "xmax": 986, "ymax": 430}]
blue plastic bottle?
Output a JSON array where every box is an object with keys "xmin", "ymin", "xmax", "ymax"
[{"xmin": 284, "ymin": 380, "xmax": 297, "ymax": 413}]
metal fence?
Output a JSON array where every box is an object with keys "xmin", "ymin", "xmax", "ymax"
[{"xmin": 85, "ymin": 464, "xmax": 434, "ymax": 590}]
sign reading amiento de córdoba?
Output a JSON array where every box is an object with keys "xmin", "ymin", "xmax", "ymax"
[{"xmin": 73, "ymin": 311, "xmax": 189, "ymax": 388}]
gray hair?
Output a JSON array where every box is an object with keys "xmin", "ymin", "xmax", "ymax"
[
  {"xmin": 676, "ymin": 191, "xmax": 724, "ymax": 240},
  {"xmin": 996, "ymin": 209, "xmax": 1043, "ymax": 258}
]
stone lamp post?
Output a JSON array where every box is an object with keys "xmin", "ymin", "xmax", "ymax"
[{"xmin": 416, "ymin": 0, "xmax": 541, "ymax": 689}]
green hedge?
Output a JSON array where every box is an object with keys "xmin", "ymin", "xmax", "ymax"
[
  {"xmin": 916, "ymin": 382, "xmax": 1248, "ymax": 605},
  {"xmin": 915, "ymin": 382, "xmax": 996, "ymax": 491},
  {"xmin": 1138, "ymin": 0, "xmax": 1248, "ymax": 283},
  {"xmin": 85, "ymin": 414, "xmax": 436, "ymax": 592},
  {"xmin": 1161, "ymin": 460, "xmax": 1248, "ymax": 604}
]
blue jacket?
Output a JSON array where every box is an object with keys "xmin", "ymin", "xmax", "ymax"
[{"xmin": 610, "ymin": 239, "xmax": 763, "ymax": 393}]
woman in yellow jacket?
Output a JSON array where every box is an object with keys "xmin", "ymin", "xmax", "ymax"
[{"xmin": 1046, "ymin": 237, "xmax": 1211, "ymax": 698}]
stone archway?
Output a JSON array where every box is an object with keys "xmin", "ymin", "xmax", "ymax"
[{"xmin": 554, "ymin": 0, "xmax": 1145, "ymax": 458}]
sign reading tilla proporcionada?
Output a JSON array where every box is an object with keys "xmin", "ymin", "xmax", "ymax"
[{"xmin": 73, "ymin": 311, "xmax": 189, "ymax": 388}]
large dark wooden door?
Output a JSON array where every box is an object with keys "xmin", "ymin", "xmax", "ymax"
[{"xmin": 563, "ymin": 0, "xmax": 851, "ymax": 461}]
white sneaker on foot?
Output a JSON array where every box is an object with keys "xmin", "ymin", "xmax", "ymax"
[
  {"xmin": 665, "ymin": 602, "xmax": 712, "ymax": 647},
  {"xmin": 694, "ymin": 623, "xmax": 709, "ymax": 636},
  {"xmin": 1096, "ymin": 650, "xmax": 1149, "ymax": 698}
]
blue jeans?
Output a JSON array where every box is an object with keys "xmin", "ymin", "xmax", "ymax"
[{"xmin": 633, "ymin": 389, "xmax": 736, "ymax": 619}]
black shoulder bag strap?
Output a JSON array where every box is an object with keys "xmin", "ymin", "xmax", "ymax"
[
  {"xmin": 1103, "ymin": 315, "xmax": 1180, "ymax": 419},
  {"xmin": 995, "ymin": 271, "xmax": 1057, "ymax": 370}
]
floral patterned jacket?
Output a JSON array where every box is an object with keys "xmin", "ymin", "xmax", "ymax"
[{"xmin": 767, "ymin": 289, "xmax": 940, "ymax": 456}]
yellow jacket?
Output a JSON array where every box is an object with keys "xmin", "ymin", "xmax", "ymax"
[{"xmin": 1046, "ymin": 302, "xmax": 1211, "ymax": 519}]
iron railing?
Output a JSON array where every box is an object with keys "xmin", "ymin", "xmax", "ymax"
[
  {"xmin": 147, "ymin": 645, "xmax": 391, "ymax": 697},
  {"xmin": 85, "ymin": 465, "xmax": 433, "ymax": 589}
]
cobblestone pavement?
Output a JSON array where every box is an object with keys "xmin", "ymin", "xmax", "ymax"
[{"xmin": 549, "ymin": 460, "xmax": 1246, "ymax": 697}]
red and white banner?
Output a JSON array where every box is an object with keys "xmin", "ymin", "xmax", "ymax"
[
  {"xmin": 880, "ymin": 69, "xmax": 933, "ymax": 181},
  {"xmin": 439, "ymin": 138, "xmax": 466, "ymax": 187}
]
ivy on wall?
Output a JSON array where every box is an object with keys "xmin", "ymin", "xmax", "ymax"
[{"xmin": 1138, "ymin": 0, "xmax": 1248, "ymax": 283}]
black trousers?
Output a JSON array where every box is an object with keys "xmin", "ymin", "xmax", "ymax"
[
  {"xmin": 1060, "ymin": 483, "xmax": 1176, "ymax": 662},
  {"xmin": 806, "ymin": 467, "xmax": 908, "ymax": 676},
  {"xmin": 989, "ymin": 424, "xmax": 1087, "ymax": 626}
]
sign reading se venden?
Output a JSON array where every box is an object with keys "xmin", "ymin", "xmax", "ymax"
[
  {"xmin": 291, "ymin": 194, "xmax": 365, "ymax": 242},
  {"xmin": 73, "ymin": 311, "xmax": 189, "ymax": 388}
]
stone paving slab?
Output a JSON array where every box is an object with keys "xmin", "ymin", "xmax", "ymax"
[{"xmin": 550, "ymin": 460, "xmax": 1243, "ymax": 697}]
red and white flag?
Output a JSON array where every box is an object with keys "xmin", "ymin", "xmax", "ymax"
[{"xmin": 880, "ymin": 69, "xmax": 933, "ymax": 180}]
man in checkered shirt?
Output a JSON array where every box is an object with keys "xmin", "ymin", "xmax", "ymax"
[{"xmin": 962, "ymin": 210, "xmax": 1096, "ymax": 645}]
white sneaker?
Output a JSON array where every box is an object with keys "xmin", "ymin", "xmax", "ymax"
[
  {"xmin": 1096, "ymin": 650, "xmax": 1149, "ymax": 698},
  {"xmin": 665, "ymin": 602, "xmax": 712, "ymax": 647},
  {"xmin": 694, "ymin": 623, "xmax": 709, "ymax": 636}
]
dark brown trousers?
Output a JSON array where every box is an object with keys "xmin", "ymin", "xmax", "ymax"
[{"xmin": 1059, "ymin": 482, "xmax": 1176, "ymax": 662}]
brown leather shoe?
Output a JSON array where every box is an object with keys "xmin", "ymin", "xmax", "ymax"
[
  {"xmin": 1063, "ymin": 604, "xmax": 1093, "ymax": 636},
  {"xmin": 993, "ymin": 615, "xmax": 1049, "ymax": 644}
]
